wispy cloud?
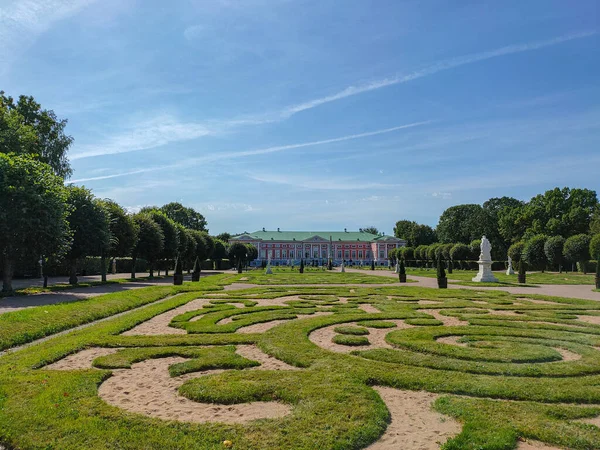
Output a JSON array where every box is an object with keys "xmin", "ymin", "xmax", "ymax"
[
  {"xmin": 0, "ymin": 0, "xmax": 96, "ymax": 74},
  {"xmin": 279, "ymin": 30, "xmax": 597, "ymax": 118},
  {"xmin": 71, "ymin": 121, "xmax": 430, "ymax": 182},
  {"xmin": 248, "ymin": 173, "xmax": 402, "ymax": 191},
  {"xmin": 71, "ymin": 114, "xmax": 218, "ymax": 160}
]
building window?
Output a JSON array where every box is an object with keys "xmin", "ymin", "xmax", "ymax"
[
  {"xmin": 282, "ymin": 249, "xmax": 287, "ymax": 258},
  {"xmin": 379, "ymin": 251, "xmax": 385, "ymax": 259},
  {"xmin": 366, "ymin": 251, "xmax": 371, "ymax": 259},
  {"xmin": 337, "ymin": 251, "xmax": 342, "ymax": 258},
  {"xmin": 344, "ymin": 250, "xmax": 350, "ymax": 259},
  {"xmin": 260, "ymin": 250, "xmax": 266, "ymax": 258},
  {"xmin": 289, "ymin": 251, "xmax": 294, "ymax": 258},
  {"xmin": 358, "ymin": 250, "xmax": 363, "ymax": 259},
  {"xmin": 352, "ymin": 251, "xmax": 356, "ymax": 259},
  {"xmin": 275, "ymin": 250, "xmax": 280, "ymax": 258},
  {"xmin": 305, "ymin": 251, "xmax": 309, "ymax": 258},
  {"xmin": 313, "ymin": 250, "xmax": 319, "ymax": 258}
]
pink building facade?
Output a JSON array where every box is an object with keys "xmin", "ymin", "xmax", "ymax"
[{"xmin": 230, "ymin": 229, "xmax": 406, "ymax": 266}]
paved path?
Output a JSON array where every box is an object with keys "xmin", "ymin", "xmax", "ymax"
[
  {"xmin": 0, "ymin": 272, "xmax": 221, "ymax": 315},
  {"xmin": 344, "ymin": 268, "xmax": 600, "ymax": 301}
]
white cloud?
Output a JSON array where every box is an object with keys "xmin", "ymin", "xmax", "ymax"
[
  {"xmin": 0, "ymin": 0, "xmax": 97, "ymax": 73},
  {"xmin": 183, "ymin": 24, "xmax": 205, "ymax": 40},
  {"xmin": 279, "ymin": 31, "xmax": 597, "ymax": 118}
]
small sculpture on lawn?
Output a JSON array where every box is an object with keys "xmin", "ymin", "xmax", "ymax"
[
  {"xmin": 472, "ymin": 236, "xmax": 499, "ymax": 283},
  {"xmin": 506, "ymin": 256, "xmax": 515, "ymax": 275}
]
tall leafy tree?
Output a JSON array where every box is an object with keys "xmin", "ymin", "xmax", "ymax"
[
  {"xmin": 410, "ymin": 224, "xmax": 437, "ymax": 247},
  {"xmin": 437, "ymin": 204, "xmax": 486, "ymax": 244},
  {"xmin": 590, "ymin": 235, "xmax": 600, "ymax": 263},
  {"xmin": 362, "ymin": 226, "xmax": 379, "ymax": 235},
  {"xmin": 131, "ymin": 213, "xmax": 164, "ymax": 278},
  {"xmin": 189, "ymin": 230, "xmax": 209, "ymax": 272},
  {"xmin": 0, "ymin": 92, "xmax": 73, "ymax": 179},
  {"xmin": 99, "ymin": 200, "xmax": 139, "ymax": 281},
  {"xmin": 216, "ymin": 232, "xmax": 232, "ymax": 242},
  {"xmin": 64, "ymin": 186, "xmax": 111, "ymax": 285},
  {"xmin": 0, "ymin": 154, "xmax": 70, "ymax": 292},
  {"xmin": 394, "ymin": 220, "xmax": 416, "ymax": 242},
  {"xmin": 160, "ymin": 202, "xmax": 207, "ymax": 231},
  {"xmin": 147, "ymin": 210, "xmax": 178, "ymax": 275}
]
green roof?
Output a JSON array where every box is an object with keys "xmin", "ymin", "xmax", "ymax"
[{"xmin": 231, "ymin": 230, "xmax": 402, "ymax": 242}]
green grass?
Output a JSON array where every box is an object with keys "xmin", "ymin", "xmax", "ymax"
[
  {"xmin": 2, "ymin": 274, "xmax": 600, "ymax": 448},
  {"xmin": 232, "ymin": 268, "xmax": 399, "ymax": 284},
  {"xmin": 333, "ymin": 325, "xmax": 370, "ymax": 335},
  {"xmin": 406, "ymin": 268, "xmax": 596, "ymax": 285}
]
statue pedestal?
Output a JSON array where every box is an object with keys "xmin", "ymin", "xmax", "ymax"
[
  {"xmin": 265, "ymin": 264, "xmax": 273, "ymax": 275},
  {"xmin": 472, "ymin": 260, "xmax": 498, "ymax": 282}
]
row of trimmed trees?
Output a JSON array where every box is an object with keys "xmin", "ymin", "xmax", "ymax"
[
  {"xmin": 0, "ymin": 152, "xmax": 228, "ymax": 292},
  {"xmin": 388, "ymin": 241, "xmax": 485, "ymax": 270},
  {"xmin": 508, "ymin": 233, "xmax": 600, "ymax": 274}
]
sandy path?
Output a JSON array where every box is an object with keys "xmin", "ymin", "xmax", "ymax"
[
  {"xmin": 98, "ymin": 356, "xmax": 291, "ymax": 424},
  {"xmin": 43, "ymin": 347, "xmax": 122, "ymax": 370},
  {"xmin": 577, "ymin": 315, "xmax": 600, "ymax": 325},
  {"xmin": 418, "ymin": 309, "xmax": 468, "ymax": 327},
  {"xmin": 309, "ymin": 320, "xmax": 412, "ymax": 353},
  {"xmin": 517, "ymin": 441, "xmax": 562, "ymax": 450},
  {"xmin": 366, "ymin": 387, "xmax": 461, "ymax": 449},
  {"xmin": 122, "ymin": 299, "xmax": 211, "ymax": 335},
  {"xmin": 236, "ymin": 345, "xmax": 299, "ymax": 370},
  {"xmin": 359, "ymin": 304, "xmax": 381, "ymax": 313},
  {"xmin": 236, "ymin": 311, "xmax": 333, "ymax": 334},
  {"xmin": 436, "ymin": 336, "xmax": 468, "ymax": 347}
]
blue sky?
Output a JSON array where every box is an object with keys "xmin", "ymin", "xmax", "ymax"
[{"xmin": 1, "ymin": 0, "xmax": 599, "ymax": 234}]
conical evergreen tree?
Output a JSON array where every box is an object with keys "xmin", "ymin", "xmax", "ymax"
[
  {"xmin": 437, "ymin": 254, "xmax": 447, "ymax": 288},
  {"xmin": 173, "ymin": 257, "xmax": 183, "ymax": 285},
  {"xmin": 192, "ymin": 257, "xmax": 201, "ymax": 282}
]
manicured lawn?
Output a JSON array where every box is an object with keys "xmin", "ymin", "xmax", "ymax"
[
  {"xmin": 2, "ymin": 274, "xmax": 600, "ymax": 449},
  {"xmin": 406, "ymin": 268, "xmax": 596, "ymax": 285},
  {"xmin": 226, "ymin": 268, "xmax": 402, "ymax": 284}
]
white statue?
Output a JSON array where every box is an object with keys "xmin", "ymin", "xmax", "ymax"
[
  {"xmin": 506, "ymin": 256, "xmax": 515, "ymax": 275},
  {"xmin": 394, "ymin": 261, "xmax": 399, "ymax": 273},
  {"xmin": 265, "ymin": 255, "xmax": 273, "ymax": 275},
  {"xmin": 341, "ymin": 260, "xmax": 345, "ymax": 273},
  {"xmin": 472, "ymin": 235, "xmax": 498, "ymax": 283}
]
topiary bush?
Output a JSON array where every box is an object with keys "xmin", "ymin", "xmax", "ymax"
[
  {"xmin": 563, "ymin": 234, "xmax": 591, "ymax": 274},
  {"xmin": 590, "ymin": 234, "xmax": 600, "ymax": 264},
  {"xmin": 518, "ymin": 259, "xmax": 527, "ymax": 284},
  {"xmin": 173, "ymin": 257, "xmax": 183, "ymax": 285},
  {"xmin": 508, "ymin": 241, "xmax": 525, "ymax": 263},
  {"xmin": 398, "ymin": 258, "xmax": 406, "ymax": 283},
  {"xmin": 192, "ymin": 257, "xmax": 200, "ymax": 282},
  {"xmin": 522, "ymin": 234, "xmax": 548, "ymax": 272},
  {"xmin": 544, "ymin": 236, "xmax": 566, "ymax": 272},
  {"xmin": 437, "ymin": 254, "xmax": 447, "ymax": 288}
]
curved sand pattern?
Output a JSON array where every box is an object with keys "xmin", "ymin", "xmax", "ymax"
[
  {"xmin": 122, "ymin": 299, "xmax": 211, "ymax": 335},
  {"xmin": 43, "ymin": 347, "xmax": 121, "ymax": 370},
  {"xmin": 98, "ymin": 352, "xmax": 292, "ymax": 424},
  {"xmin": 366, "ymin": 387, "xmax": 461, "ymax": 449},
  {"xmin": 359, "ymin": 304, "xmax": 381, "ymax": 313},
  {"xmin": 517, "ymin": 441, "xmax": 562, "ymax": 450},
  {"xmin": 236, "ymin": 311, "xmax": 333, "ymax": 334},
  {"xmin": 419, "ymin": 309, "xmax": 468, "ymax": 327},
  {"xmin": 309, "ymin": 320, "xmax": 412, "ymax": 353}
]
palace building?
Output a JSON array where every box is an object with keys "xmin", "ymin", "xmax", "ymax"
[{"xmin": 230, "ymin": 228, "xmax": 406, "ymax": 266}]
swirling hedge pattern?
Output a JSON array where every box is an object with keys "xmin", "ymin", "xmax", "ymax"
[{"xmin": 2, "ymin": 283, "xmax": 600, "ymax": 449}]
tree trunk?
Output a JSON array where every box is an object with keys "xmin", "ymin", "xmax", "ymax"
[
  {"xmin": 165, "ymin": 260, "xmax": 169, "ymax": 276},
  {"xmin": 149, "ymin": 263, "xmax": 154, "ymax": 277},
  {"xmin": 101, "ymin": 252, "xmax": 107, "ymax": 283},
  {"xmin": 2, "ymin": 258, "xmax": 14, "ymax": 293},
  {"xmin": 69, "ymin": 261, "xmax": 78, "ymax": 285},
  {"xmin": 131, "ymin": 256, "xmax": 137, "ymax": 280}
]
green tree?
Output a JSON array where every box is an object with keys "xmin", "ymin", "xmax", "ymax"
[
  {"xmin": 0, "ymin": 154, "xmax": 70, "ymax": 292},
  {"xmin": 64, "ymin": 186, "xmax": 111, "ymax": 285},
  {"xmin": 400, "ymin": 246, "xmax": 414, "ymax": 261},
  {"xmin": 544, "ymin": 236, "xmax": 566, "ymax": 272},
  {"xmin": 437, "ymin": 204, "xmax": 485, "ymax": 244},
  {"xmin": 522, "ymin": 234, "xmax": 548, "ymax": 271},
  {"xmin": 131, "ymin": 214, "xmax": 164, "ymax": 278},
  {"xmin": 469, "ymin": 239, "xmax": 482, "ymax": 260},
  {"xmin": 174, "ymin": 223, "xmax": 189, "ymax": 258},
  {"xmin": 591, "ymin": 206, "xmax": 600, "ymax": 235},
  {"xmin": 159, "ymin": 202, "xmax": 207, "ymax": 231},
  {"xmin": 202, "ymin": 232, "xmax": 215, "ymax": 260},
  {"xmin": 362, "ymin": 226, "xmax": 379, "ymax": 235},
  {"xmin": 0, "ymin": 92, "xmax": 73, "ymax": 178},
  {"xmin": 212, "ymin": 240, "xmax": 228, "ymax": 269},
  {"xmin": 228, "ymin": 242, "xmax": 248, "ymax": 273},
  {"xmin": 411, "ymin": 224, "xmax": 437, "ymax": 247},
  {"xmin": 189, "ymin": 230, "xmax": 209, "ymax": 272},
  {"xmin": 563, "ymin": 234, "xmax": 591, "ymax": 273},
  {"xmin": 99, "ymin": 200, "xmax": 139, "ymax": 281},
  {"xmin": 589, "ymin": 234, "xmax": 600, "ymax": 265},
  {"xmin": 450, "ymin": 243, "xmax": 470, "ymax": 262},
  {"xmin": 146, "ymin": 210, "xmax": 179, "ymax": 275},
  {"xmin": 394, "ymin": 220, "xmax": 416, "ymax": 242},
  {"xmin": 216, "ymin": 232, "xmax": 231, "ymax": 242},
  {"xmin": 508, "ymin": 241, "xmax": 525, "ymax": 263}
]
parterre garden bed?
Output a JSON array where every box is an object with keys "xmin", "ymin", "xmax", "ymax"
[{"xmin": 2, "ymin": 273, "xmax": 600, "ymax": 449}]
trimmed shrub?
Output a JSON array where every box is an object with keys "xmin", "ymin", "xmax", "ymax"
[
  {"xmin": 522, "ymin": 234, "xmax": 548, "ymax": 271},
  {"xmin": 590, "ymin": 234, "xmax": 600, "ymax": 263},
  {"xmin": 450, "ymin": 243, "xmax": 469, "ymax": 263},
  {"xmin": 469, "ymin": 239, "xmax": 482, "ymax": 260},
  {"xmin": 508, "ymin": 241, "xmax": 525, "ymax": 263},
  {"xmin": 563, "ymin": 234, "xmax": 591, "ymax": 273},
  {"xmin": 544, "ymin": 236, "xmax": 566, "ymax": 271}
]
